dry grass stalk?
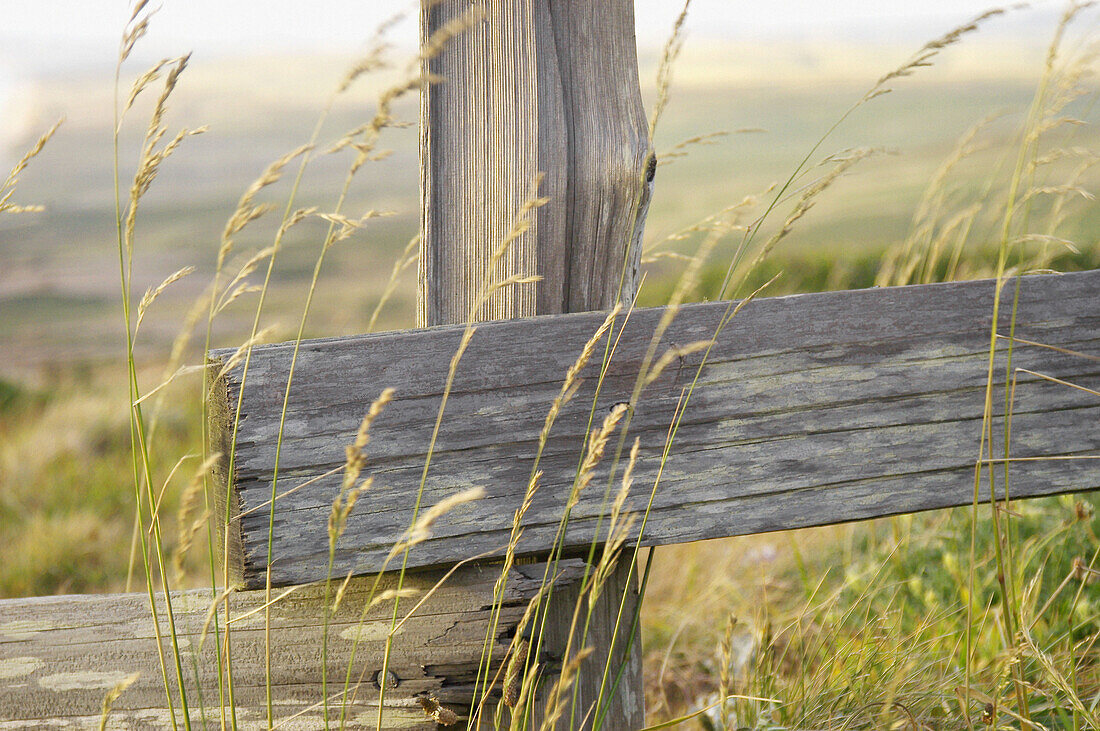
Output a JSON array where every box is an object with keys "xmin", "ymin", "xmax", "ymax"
[
  {"xmin": 225, "ymin": 586, "xmax": 302, "ymax": 626},
  {"xmin": 471, "ymin": 176, "xmax": 550, "ymax": 313},
  {"xmin": 418, "ymin": 694, "xmax": 460, "ymax": 725},
  {"xmin": 154, "ymin": 289, "xmax": 213, "ymax": 401},
  {"xmin": 339, "ymin": 10, "xmax": 408, "ymax": 94},
  {"xmin": 507, "ymin": 652, "xmax": 543, "ymax": 731},
  {"xmin": 495, "ymin": 471, "xmax": 542, "ymax": 606},
  {"xmin": 210, "ymin": 325, "xmax": 279, "ymax": 384},
  {"xmin": 503, "ymin": 636, "xmax": 530, "ymax": 709},
  {"xmin": 521, "ymin": 301, "xmax": 624, "ymax": 519},
  {"xmin": 330, "ymin": 570, "xmax": 358, "ymax": 615},
  {"xmin": 367, "ymin": 235, "xmax": 420, "ymax": 331},
  {"xmin": 142, "ymin": 455, "xmax": 192, "ymax": 544},
  {"xmin": 649, "ymin": 0, "xmax": 693, "ymax": 136},
  {"xmin": 230, "ymin": 466, "xmax": 348, "ymax": 523},
  {"xmin": 319, "ymin": 209, "xmax": 394, "ymax": 247},
  {"xmin": 328, "ymin": 476, "xmax": 372, "ymax": 549},
  {"xmin": 864, "ymin": 9, "xmax": 1007, "ymax": 103},
  {"xmin": 340, "ymin": 177, "xmax": 550, "ymax": 731},
  {"xmin": 567, "ymin": 403, "xmax": 629, "ymax": 511},
  {"xmin": 919, "ymin": 205, "xmax": 983, "ymax": 284},
  {"xmin": 590, "ymin": 510, "xmax": 635, "ymax": 611},
  {"xmin": 642, "ymin": 194, "xmax": 758, "ymax": 266},
  {"xmin": 215, "ymin": 284, "xmax": 263, "ymax": 316},
  {"xmin": 629, "ymin": 207, "xmax": 749, "ymax": 436},
  {"xmin": 337, "ymin": 13, "xmax": 404, "ymax": 94},
  {"xmin": 218, "ymin": 144, "xmax": 313, "ymax": 269},
  {"xmin": 876, "ymin": 113, "xmax": 1000, "ymax": 287},
  {"xmin": 136, "ymin": 266, "xmax": 195, "ymax": 333},
  {"xmin": 536, "ymin": 647, "xmax": 594, "ymax": 731},
  {"xmin": 351, "ymin": 389, "xmax": 394, "ymax": 470},
  {"xmin": 659, "ymin": 131, "xmax": 729, "ymax": 166},
  {"xmin": 329, "ymin": 54, "xmax": 440, "ymax": 174},
  {"xmin": 472, "ymin": 304, "xmax": 629, "ymax": 726},
  {"xmin": 329, "ymin": 389, "xmax": 394, "ymax": 548},
  {"xmin": 643, "ymin": 340, "xmax": 714, "ymax": 389},
  {"xmin": 122, "ymin": 54, "xmax": 206, "ymax": 264},
  {"xmin": 718, "ymin": 613, "xmax": 739, "ymax": 730},
  {"xmin": 132, "ymin": 365, "xmax": 205, "ymax": 408},
  {"xmin": 278, "ymin": 205, "xmax": 318, "ymax": 236},
  {"xmin": 215, "ymin": 247, "xmax": 275, "ymax": 311},
  {"xmin": 355, "ymin": 587, "xmax": 422, "ymax": 619},
  {"xmin": 418, "ymin": 4, "xmax": 486, "ymax": 64},
  {"xmin": 196, "ymin": 586, "xmax": 235, "ymax": 651},
  {"xmin": 330, "ymin": 586, "xmax": 421, "ymax": 629},
  {"xmin": 171, "ymin": 453, "xmax": 220, "ymax": 584},
  {"xmin": 1005, "ymin": 3, "xmax": 1098, "ymax": 271},
  {"xmin": 1, "ymin": 117, "xmax": 63, "ymax": 215},
  {"xmin": 660, "ymin": 129, "xmax": 766, "ymax": 167},
  {"xmin": 97, "ymin": 671, "xmax": 141, "ymax": 731},
  {"xmin": 471, "ymin": 565, "xmax": 578, "ymax": 729},
  {"xmin": 770, "ymin": 150, "xmax": 872, "ymax": 244},
  {"xmin": 406, "ymin": 486, "xmax": 486, "ymax": 547},
  {"xmin": 733, "ymin": 149, "xmax": 874, "ymax": 294},
  {"xmin": 590, "ymin": 440, "xmax": 641, "ymax": 608},
  {"xmin": 604, "ymin": 438, "xmax": 640, "ymax": 548},
  {"xmin": 119, "ymin": 0, "xmax": 155, "ymax": 64},
  {"xmin": 1018, "ymin": 629, "xmax": 1100, "ymax": 726},
  {"xmin": 215, "ymin": 48, "xmax": 416, "ymax": 711},
  {"xmin": 559, "ymin": 304, "xmax": 623, "ymax": 404},
  {"xmin": 1041, "ymin": 158, "xmax": 1100, "ymax": 254}
]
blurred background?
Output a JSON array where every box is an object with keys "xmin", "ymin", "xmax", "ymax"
[
  {"xmin": 2, "ymin": 0, "xmax": 1093, "ymax": 369},
  {"xmin": 3, "ymin": 1, "xmax": 1099, "ymax": 724}
]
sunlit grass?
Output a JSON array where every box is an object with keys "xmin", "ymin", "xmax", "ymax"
[{"xmin": 2, "ymin": 0, "xmax": 1100, "ymax": 729}]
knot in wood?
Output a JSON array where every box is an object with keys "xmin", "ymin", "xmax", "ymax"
[{"xmin": 372, "ymin": 669, "xmax": 399, "ymax": 690}]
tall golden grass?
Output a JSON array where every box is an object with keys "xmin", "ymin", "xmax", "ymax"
[{"xmin": 2, "ymin": 0, "xmax": 1098, "ymax": 729}]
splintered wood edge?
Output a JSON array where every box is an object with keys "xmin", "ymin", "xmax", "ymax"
[{"xmin": 206, "ymin": 355, "xmax": 244, "ymax": 586}]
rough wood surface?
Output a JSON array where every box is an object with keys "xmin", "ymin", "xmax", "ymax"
[
  {"xmin": 0, "ymin": 560, "xmax": 585, "ymax": 729},
  {"xmin": 416, "ymin": 2, "xmax": 650, "ymax": 727},
  {"xmin": 526, "ymin": 553, "xmax": 645, "ymax": 730},
  {"xmin": 418, "ymin": 0, "xmax": 652, "ymax": 325},
  {"xmin": 211, "ymin": 269, "xmax": 1100, "ymax": 589}
]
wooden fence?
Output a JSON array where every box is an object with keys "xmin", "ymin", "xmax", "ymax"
[{"xmin": 3, "ymin": 1, "xmax": 1099, "ymax": 728}]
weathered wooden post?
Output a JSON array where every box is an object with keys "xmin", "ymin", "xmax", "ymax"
[
  {"xmin": 419, "ymin": 1, "xmax": 653, "ymax": 726},
  {"xmin": 420, "ymin": 0, "xmax": 653, "ymax": 324}
]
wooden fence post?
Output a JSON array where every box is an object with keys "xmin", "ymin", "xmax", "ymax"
[
  {"xmin": 419, "ymin": 0, "xmax": 653, "ymax": 727},
  {"xmin": 419, "ymin": 0, "xmax": 653, "ymax": 324}
]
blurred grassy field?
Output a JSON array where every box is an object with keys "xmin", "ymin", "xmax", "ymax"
[
  {"xmin": 2, "ymin": 30, "xmax": 1100, "ymax": 726},
  {"xmin": 4, "ymin": 48, "xmax": 1093, "ymax": 371}
]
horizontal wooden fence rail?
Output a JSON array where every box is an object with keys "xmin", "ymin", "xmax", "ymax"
[
  {"xmin": 210, "ymin": 269, "xmax": 1100, "ymax": 588},
  {"xmin": 0, "ymin": 560, "xmax": 590, "ymax": 728}
]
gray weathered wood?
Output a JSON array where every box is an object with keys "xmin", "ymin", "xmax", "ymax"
[
  {"xmin": 418, "ymin": 0, "xmax": 653, "ymax": 325},
  {"xmin": 211, "ymin": 269, "xmax": 1100, "ymax": 589},
  {"xmin": 528, "ymin": 551, "xmax": 645, "ymax": 730},
  {"xmin": 417, "ymin": 2, "xmax": 650, "ymax": 727},
  {"xmin": 0, "ymin": 560, "xmax": 586, "ymax": 729}
]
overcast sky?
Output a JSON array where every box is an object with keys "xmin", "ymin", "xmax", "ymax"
[{"xmin": 0, "ymin": 0, "xmax": 1052, "ymax": 74}]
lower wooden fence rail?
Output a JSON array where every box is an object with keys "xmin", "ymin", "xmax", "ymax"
[{"xmin": 0, "ymin": 559, "xmax": 617, "ymax": 728}]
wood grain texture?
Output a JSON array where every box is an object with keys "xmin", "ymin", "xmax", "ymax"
[
  {"xmin": 211, "ymin": 269, "xmax": 1100, "ymax": 589},
  {"xmin": 526, "ymin": 553, "xmax": 645, "ymax": 730},
  {"xmin": 0, "ymin": 560, "xmax": 586, "ymax": 729},
  {"xmin": 418, "ymin": 0, "xmax": 652, "ymax": 326},
  {"xmin": 417, "ymin": 3, "xmax": 650, "ymax": 726}
]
